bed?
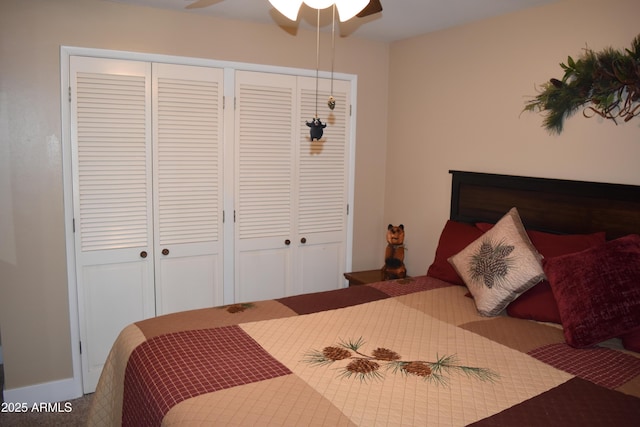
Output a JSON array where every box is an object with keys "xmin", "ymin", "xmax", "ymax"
[{"xmin": 87, "ymin": 171, "xmax": 640, "ymax": 426}]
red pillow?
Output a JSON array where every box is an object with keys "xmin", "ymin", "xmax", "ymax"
[
  {"xmin": 527, "ymin": 230, "xmax": 607, "ymax": 258},
  {"xmin": 477, "ymin": 223, "xmax": 606, "ymax": 323},
  {"xmin": 621, "ymin": 326, "xmax": 640, "ymax": 353},
  {"xmin": 427, "ymin": 220, "xmax": 484, "ymax": 286},
  {"xmin": 544, "ymin": 234, "xmax": 640, "ymax": 348},
  {"xmin": 475, "ymin": 223, "xmax": 605, "ymax": 257},
  {"xmin": 505, "ymin": 281, "xmax": 560, "ymax": 323}
]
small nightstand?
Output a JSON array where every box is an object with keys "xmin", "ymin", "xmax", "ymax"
[{"xmin": 343, "ymin": 269, "xmax": 384, "ymax": 286}]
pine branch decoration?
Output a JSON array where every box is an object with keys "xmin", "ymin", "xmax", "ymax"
[{"xmin": 523, "ymin": 34, "xmax": 640, "ymax": 134}]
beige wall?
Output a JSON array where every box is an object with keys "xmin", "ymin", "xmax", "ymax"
[
  {"xmin": 386, "ymin": 0, "xmax": 640, "ymax": 276},
  {"xmin": 0, "ymin": 0, "xmax": 389, "ymax": 390}
]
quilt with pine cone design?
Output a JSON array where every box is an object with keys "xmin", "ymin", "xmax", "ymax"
[{"xmin": 88, "ymin": 276, "xmax": 640, "ymax": 426}]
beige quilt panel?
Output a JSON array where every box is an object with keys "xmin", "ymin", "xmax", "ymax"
[
  {"xmin": 162, "ymin": 375, "xmax": 357, "ymax": 427},
  {"xmin": 241, "ymin": 296, "xmax": 573, "ymax": 426}
]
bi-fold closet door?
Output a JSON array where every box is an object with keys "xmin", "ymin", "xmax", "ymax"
[
  {"xmin": 234, "ymin": 71, "xmax": 351, "ymax": 303},
  {"xmin": 70, "ymin": 57, "xmax": 224, "ymax": 392},
  {"xmin": 70, "ymin": 56, "xmax": 352, "ymax": 393}
]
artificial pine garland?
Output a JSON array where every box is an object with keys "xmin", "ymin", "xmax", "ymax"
[{"xmin": 523, "ymin": 34, "xmax": 640, "ymax": 134}]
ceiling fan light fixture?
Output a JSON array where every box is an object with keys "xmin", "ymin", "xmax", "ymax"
[
  {"xmin": 268, "ymin": 0, "xmax": 303, "ymax": 21},
  {"xmin": 303, "ymin": 0, "xmax": 335, "ymax": 9},
  {"xmin": 270, "ymin": 0, "xmax": 371, "ymax": 22},
  {"xmin": 335, "ymin": 0, "xmax": 370, "ymax": 22}
]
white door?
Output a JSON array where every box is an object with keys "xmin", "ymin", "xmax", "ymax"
[
  {"xmin": 71, "ymin": 58, "xmax": 227, "ymax": 392},
  {"xmin": 295, "ymin": 76, "xmax": 350, "ymax": 295},
  {"xmin": 70, "ymin": 56, "xmax": 155, "ymax": 393},
  {"xmin": 234, "ymin": 71, "xmax": 297, "ymax": 303},
  {"xmin": 152, "ymin": 63, "xmax": 225, "ymax": 315},
  {"xmin": 234, "ymin": 71, "xmax": 350, "ymax": 302}
]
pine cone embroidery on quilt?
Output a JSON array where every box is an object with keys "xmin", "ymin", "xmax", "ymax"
[{"xmin": 304, "ymin": 337, "xmax": 498, "ymax": 385}]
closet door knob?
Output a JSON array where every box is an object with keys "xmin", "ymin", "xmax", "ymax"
[
  {"xmin": 300, "ymin": 237, "xmax": 307, "ymax": 244},
  {"xmin": 140, "ymin": 251, "xmax": 148, "ymax": 258},
  {"xmin": 162, "ymin": 248, "xmax": 169, "ymax": 256},
  {"xmin": 285, "ymin": 239, "xmax": 291, "ymax": 245}
]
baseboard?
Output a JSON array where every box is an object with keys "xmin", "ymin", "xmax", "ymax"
[{"xmin": 3, "ymin": 376, "xmax": 83, "ymax": 405}]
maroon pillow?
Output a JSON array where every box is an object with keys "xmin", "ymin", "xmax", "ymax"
[
  {"xmin": 508, "ymin": 231, "xmax": 606, "ymax": 323},
  {"xmin": 527, "ymin": 230, "xmax": 607, "ymax": 258},
  {"xmin": 426, "ymin": 220, "xmax": 484, "ymax": 285},
  {"xmin": 544, "ymin": 234, "xmax": 640, "ymax": 348},
  {"xmin": 505, "ymin": 281, "xmax": 561, "ymax": 323},
  {"xmin": 620, "ymin": 326, "xmax": 640, "ymax": 353},
  {"xmin": 476, "ymin": 223, "xmax": 605, "ymax": 258},
  {"xmin": 476, "ymin": 223, "xmax": 606, "ymax": 323},
  {"xmin": 475, "ymin": 224, "xmax": 605, "ymax": 257}
]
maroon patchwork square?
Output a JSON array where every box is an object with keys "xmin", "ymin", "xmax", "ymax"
[
  {"xmin": 469, "ymin": 377, "xmax": 640, "ymax": 427},
  {"xmin": 370, "ymin": 275, "xmax": 453, "ymax": 297},
  {"xmin": 528, "ymin": 343, "xmax": 640, "ymax": 389},
  {"xmin": 277, "ymin": 285, "xmax": 389, "ymax": 315},
  {"xmin": 123, "ymin": 325, "xmax": 291, "ymax": 426}
]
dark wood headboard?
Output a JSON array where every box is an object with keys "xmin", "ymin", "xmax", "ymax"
[{"xmin": 449, "ymin": 170, "xmax": 640, "ymax": 239}]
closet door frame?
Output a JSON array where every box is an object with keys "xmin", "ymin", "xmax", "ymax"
[{"xmin": 60, "ymin": 45, "xmax": 356, "ymax": 395}]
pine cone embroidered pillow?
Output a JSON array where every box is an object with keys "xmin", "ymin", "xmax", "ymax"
[{"xmin": 448, "ymin": 207, "xmax": 545, "ymax": 316}]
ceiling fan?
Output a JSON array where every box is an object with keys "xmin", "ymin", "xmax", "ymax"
[
  {"xmin": 184, "ymin": 0, "xmax": 382, "ymax": 18},
  {"xmin": 357, "ymin": 0, "xmax": 382, "ymax": 18}
]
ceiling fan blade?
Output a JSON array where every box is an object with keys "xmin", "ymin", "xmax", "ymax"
[
  {"xmin": 357, "ymin": 0, "xmax": 382, "ymax": 18},
  {"xmin": 185, "ymin": 0, "xmax": 224, "ymax": 10}
]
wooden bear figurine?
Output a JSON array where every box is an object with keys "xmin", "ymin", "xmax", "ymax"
[{"xmin": 382, "ymin": 224, "xmax": 407, "ymax": 280}]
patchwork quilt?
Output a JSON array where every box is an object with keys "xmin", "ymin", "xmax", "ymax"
[{"xmin": 87, "ymin": 276, "xmax": 640, "ymax": 426}]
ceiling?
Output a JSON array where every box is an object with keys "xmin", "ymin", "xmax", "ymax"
[{"xmin": 108, "ymin": 0, "xmax": 559, "ymax": 42}]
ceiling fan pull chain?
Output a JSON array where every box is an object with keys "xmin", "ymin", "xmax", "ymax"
[
  {"xmin": 315, "ymin": 7, "xmax": 320, "ymax": 118},
  {"xmin": 306, "ymin": 7, "xmax": 327, "ymax": 141},
  {"xmin": 328, "ymin": 4, "xmax": 336, "ymax": 110}
]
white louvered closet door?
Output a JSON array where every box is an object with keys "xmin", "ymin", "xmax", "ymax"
[
  {"xmin": 152, "ymin": 63, "xmax": 224, "ymax": 315},
  {"xmin": 70, "ymin": 56, "xmax": 155, "ymax": 393},
  {"xmin": 295, "ymin": 76, "xmax": 350, "ymax": 295},
  {"xmin": 234, "ymin": 71, "xmax": 350, "ymax": 302},
  {"xmin": 235, "ymin": 71, "xmax": 297, "ymax": 303}
]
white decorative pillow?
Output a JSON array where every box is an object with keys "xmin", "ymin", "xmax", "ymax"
[{"xmin": 448, "ymin": 207, "xmax": 545, "ymax": 316}]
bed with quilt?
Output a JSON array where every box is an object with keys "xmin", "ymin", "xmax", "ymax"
[{"xmin": 88, "ymin": 171, "xmax": 640, "ymax": 426}]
